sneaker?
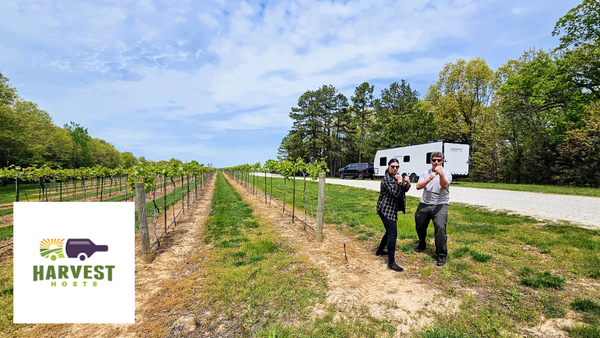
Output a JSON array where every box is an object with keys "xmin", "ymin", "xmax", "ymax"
[
  {"xmin": 375, "ymin": 250, "xmax": 388, "ymax": 256},
  {"xmin": 436, "ymin": 256, "xmax": 446, "ymax": 266},
  {"xmin": 414, "ymin": 246, "xmax": 425, "ymax": 253},
  {"xmin": 387, "ymin": 262, "xmax": 404, "ymax": 272}
]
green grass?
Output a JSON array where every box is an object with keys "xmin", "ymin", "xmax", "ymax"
[
  {"xmin": 571, "ymin": 298, "xmax": 600, "ymax": 315},
  {"xmin": 520, "ymin": 270, "xmax": 566, "ymax": 290},
  {"xmin": 243, "ymin": 174, "xmax": 600, "ymax": 337},
  {"xmin": 566, "ymin": 298, "xmax": 600, "ymax": 338},
  {"xmin": 0, "ymin": 208, "xmax": 12, "ymax": 217},
  {"xmin": 0, "ymin": 262, "xmax": 20, "ymax": 334},
  {"xmin": 452, "ymin": 181, "xmax": 600, "ymax": 197},
  {"xmin": 196, "ymin": 172, "xmax": 396, "ymax": 337},
  {"xmin": 0, "ymin": 183, "xmax": 38, "ymax": 204},
  {"xmin": 0, "ymin": 226, "xmax": 12, "ymax": 242}
]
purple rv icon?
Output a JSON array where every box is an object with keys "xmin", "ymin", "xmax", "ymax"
[{"xmin": 65, "ymin": 238, "xmax": 109, "ymax": 261}]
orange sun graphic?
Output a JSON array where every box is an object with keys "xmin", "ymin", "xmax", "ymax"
[{"xmin": 40, "ymin": 238, "xmax": 65, "ymax": 249}]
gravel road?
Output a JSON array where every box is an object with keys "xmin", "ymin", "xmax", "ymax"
[{"xmin": 325, "ymin": 178, "xmax": 600, "ymax": 230}]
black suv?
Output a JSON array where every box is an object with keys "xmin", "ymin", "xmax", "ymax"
[{"xmin": 339, "ymin": 163, "xmax": 375, "ymax": 180}]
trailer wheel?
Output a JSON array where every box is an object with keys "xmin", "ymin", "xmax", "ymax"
[{"xmin": 410, "ymin": 173, "xmax": 418, "ymax": 183}]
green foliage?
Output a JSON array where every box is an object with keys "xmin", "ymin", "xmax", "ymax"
[
  {"xmin": 370, "ymin": 80, "xmax": 436, "ymax": 151},
  {"xmin": 571, "ymin": 298, "xmax": 600, "ymax": 315},
  {"xmin": 469, "ymin": 250, "xmax": 492, "ymax": 263},
  {"xmin": 553, "ymin": 0, "xmax": 600, "ymax": 49},
  {"xmin": 351, "ymin": 82, "xmax": 375, "ymax": 163},
  {"xmin": 565, "ymin": 325, "xmax": 600, "ymax": 338},
  {"xmin": 520, "ymin": 270, "xmax": 566, "ymax": 290}
]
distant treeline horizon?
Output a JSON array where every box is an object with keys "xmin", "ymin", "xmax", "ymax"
[
  {"xmin": 277, "ymin": 0, "xmax": 599, "ymax": 187},
  {"xmin": 0, "ymin": 72, "xmax": 142, "ymax": 172}
]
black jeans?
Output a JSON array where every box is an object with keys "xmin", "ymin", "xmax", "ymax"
[
  {"xmin": 378, "ymin": 212, "xmax": 397, "ymax": 264},
  {"xmin": 415, "ymin": 203, "xmax": 449, "ymax": 258}
]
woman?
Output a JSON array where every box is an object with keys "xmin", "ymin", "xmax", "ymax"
[{"xmin": 376, "ymin": 158, "xmax": 411, "ymax": 272}]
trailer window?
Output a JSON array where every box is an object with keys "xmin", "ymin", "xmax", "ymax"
[
  {"xmin": 403, "ymin": 156, "xmax": 410, "ymax": 162},
  {"xmin": 426, "ymin": 152, "xmax": 432, "ymax": 164},
  {"xmin": 380, "ymin": 157, "xmax": 387, "ymax": 166}
]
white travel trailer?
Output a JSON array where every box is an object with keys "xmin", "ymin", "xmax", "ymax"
[{"xmin": 373, "ymin": 140, "xmax": 470, "ymax": 182}]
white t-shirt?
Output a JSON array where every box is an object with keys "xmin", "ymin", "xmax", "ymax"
[{"xmin": 419, "ymin": 168, "xmax": 452, "ymax": 205}]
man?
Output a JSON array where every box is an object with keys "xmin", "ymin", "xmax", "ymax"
[{"xmin": 414, "ymin": 151, "xmax": 452, "ymax": 266}]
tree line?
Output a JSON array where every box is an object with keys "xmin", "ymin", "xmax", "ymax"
[
  {"xmin": 0, "ymin": 73, "xmax": 140, "ymax": 171},
  {"xmin": 278, "ymin": 0, "xmax": 600, "ymax": 187}
]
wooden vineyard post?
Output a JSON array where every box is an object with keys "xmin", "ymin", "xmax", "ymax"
[
  {"xmin": 15, "ymin": 175, "xmax": 19, "ymax": 202},
  {"xmin": 135, "ymin": 183, "xmax": 153, "ymax": 263},
  {"xmin": 292, "ymin": 174, "xmax": 296, "ymax": 223},
  {"xmin": 316, "ymin": 172, "xmax": 325, "ymax": 242},
  {"xmin": 164, "ymin": 176, "xmax": 167, "ymax": 233}
]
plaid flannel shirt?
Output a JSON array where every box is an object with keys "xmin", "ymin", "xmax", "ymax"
[{"xmin": 376, "ymin": 170, "xmax": 410, "ymax": 221}]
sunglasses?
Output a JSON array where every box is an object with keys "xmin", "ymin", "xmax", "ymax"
[
  {"xmin": 431, "ymin": 159, "xmax": 443, "ymax": 163},
  {"xmin": 390, "ymin": 165, "xmax": 399, "ymax": 169}
]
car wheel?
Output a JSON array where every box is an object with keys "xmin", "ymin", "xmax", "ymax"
[
  {"xmin": 340, "ymin": 173, "xmax": 345, "ymax": 179},
  {"xmin": 358, "ymin": 172, "xmax": 364, "ymax": 180},
  {"xmin": 410, "ymin": 173, "xmax": 418, "ymax": 183},
  {"xmin": 78, "ymin": 253, "xmax": 88, "ymax": 261}
]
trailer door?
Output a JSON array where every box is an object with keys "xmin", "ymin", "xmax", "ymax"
[{"xmin": 444, "ymin": 143, "xmax": 470, "ymax": 176}]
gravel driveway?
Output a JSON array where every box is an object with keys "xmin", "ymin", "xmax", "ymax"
[{"xmin": 325, "ymin": 178, "xmax": 599, "ymax": 230}]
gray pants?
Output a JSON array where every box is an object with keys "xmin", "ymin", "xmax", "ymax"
[{"xmin": 415, "ymin": 203, "xmax": 448, "ymax": 258}]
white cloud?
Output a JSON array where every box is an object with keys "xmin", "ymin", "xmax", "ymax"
[
  {"xmin": 511, "ymin": 7, "xmax": 526, "ymax": 14},
  {"xmin": 205, "ymin": 109, "xmax": 291, "ymax": 131},
  {"xmin": 239, "ymin": 2, "xmax": 254, "ymax": 16},
  {"xmin": 198, "ymin": 13, "xmax": 219, "ymax": 28},
  {"xmin": 174, "ymin": 16, "xmax": 187, "ymax": 24},
  {"xmin": 137, "ymin": 0, "xmax": 156, "ymax": 13}
]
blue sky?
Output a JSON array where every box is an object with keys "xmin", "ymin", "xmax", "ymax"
[{"xmin": 0, "ymin": 0, "xmax": 581, "ymax": 168}]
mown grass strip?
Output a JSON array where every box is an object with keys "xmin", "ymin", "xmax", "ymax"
[
  {"xmin": 196, "ymin": 172, "xmax": 396, "ymax": 337},
  {"xmin": 0, "ymin": 262, "xmax": 19, "ymax": 335},
  {"xmin": 0, "ymin": 208, "xmax": 13, "ymax": 217},
  {"xmin": 247, "ymin": 175, "xmax": 600, "ymax": 337},
  {"xmin": 0, "ymin": 226, "xmax": 12, "ymax": 242}
]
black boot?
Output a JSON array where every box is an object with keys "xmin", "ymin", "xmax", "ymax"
[{"xmin": 387, "ymin": 262, "xmax": 404, "ymax": 272}]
